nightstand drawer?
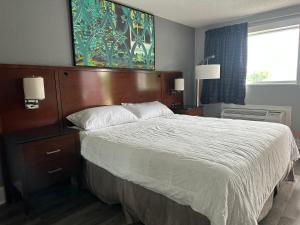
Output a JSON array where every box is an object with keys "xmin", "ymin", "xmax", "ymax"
[
  {"xmin": 3, "ymin": 125, "xmax": 80, "ymax": 210},
  {"xmin": 25, "ymin": 151, "xmax": 79, "ymax": 172},
  {"xmin": 20, "ymin": 134, "xmax": 80, "ymax": 192},
  {"xmin": 25, "ymin": 157, "xmax": 79, "ymax": 192},
  {"xmin": 23, "ymin": 135, "xmax": 77, "ymax": 165}
]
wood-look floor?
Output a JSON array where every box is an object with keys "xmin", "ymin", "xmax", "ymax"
[
  {"xmin": 1, "ymin": 161, "xmax": 300, "ymax": 225},
  {"xmin": 260, "ymin": 161, "xmax": 300, "ymax": 225}
]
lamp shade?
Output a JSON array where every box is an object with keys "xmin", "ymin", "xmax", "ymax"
[
  {"xmin": 195, "ymin": 64, "xmax": 220, "ymax": 80},
  {"xmin": 174, "ymin": 78, "xmax": 184, "ymax": 91},
  {"xmin": 23, "ymin": 77, "xmax": 45, "ymax": 100}
]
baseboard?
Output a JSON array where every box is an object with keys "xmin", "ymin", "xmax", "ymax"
[{"xmin": 0, "ymin": 186, "xmax": 6, "ymax": 205}]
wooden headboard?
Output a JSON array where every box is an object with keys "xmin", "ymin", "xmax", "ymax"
[
  {"xmin": 0, "ymin": 64, "xmax": 183, "ymax": 134},
  {"xmin": 59, "ymin": 68, "xmax": 162, "ymax": 117},
  {"xmin": 0, "ymin": 65, "xmax": 60, "ymax": 133}
]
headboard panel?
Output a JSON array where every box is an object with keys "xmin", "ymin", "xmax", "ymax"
[
  {"xmin": 59, "ymin": 69, "xmax": 161, "ymax": 117},
  {"xmin": 0, "ymin": 64, "xmax": 181, "ymax": 134},
  {"xmin": 0, "ymin": 65, "xmax": 60, "ymax": 133}
]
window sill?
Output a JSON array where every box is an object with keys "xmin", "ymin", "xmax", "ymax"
[{"xmin": 246, "ymin": 82, "xmax": 298, "ymax": 86}]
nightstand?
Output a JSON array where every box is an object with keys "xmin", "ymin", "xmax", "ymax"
[
  {"xmin": 2, "ymin": 125, "xmax": 80, "ymax": 211},
  {"xmin": 173, "ymin": 106, "xmax": 202, "ymax": 116}
]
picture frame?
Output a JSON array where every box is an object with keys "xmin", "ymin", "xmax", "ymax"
[{"xmin": 69, "ymin": 0, "xmax": 155, "ymax": 70}]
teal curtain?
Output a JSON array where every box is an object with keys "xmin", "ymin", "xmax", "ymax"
[{"xmin": 201, "ymin": 23, "xmax": 248, "ymax": 104}]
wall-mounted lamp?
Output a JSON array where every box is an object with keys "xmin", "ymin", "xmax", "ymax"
[
  {"xmin": 174, "ymin": 78, "xmax": 184, "ymax": 92},
  {"xmin": 171, "ymin": 78, "xmax": 184, "ymax": 95},
  {"xmin": 23, "ymin": 77, "xmax": 45, "ymax": 109},
  {"xmin": 171, "ymin": 78, "xmax": 184, "ymax": 109}
]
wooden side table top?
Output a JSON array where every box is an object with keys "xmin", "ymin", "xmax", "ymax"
[{"xmin": 173, "ymin": 106, "xmax": 202, "ymax": 116}]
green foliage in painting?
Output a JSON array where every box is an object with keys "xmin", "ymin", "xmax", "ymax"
[{"xmin": 70, "ymin": 0, "xmax": 155, "ymax": 70}]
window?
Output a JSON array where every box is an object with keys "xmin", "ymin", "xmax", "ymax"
[{"xmin": 247, "ymin": 25, "xmax": 300, "ymax": 84}]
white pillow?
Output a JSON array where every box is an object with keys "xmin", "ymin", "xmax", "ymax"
[
  {"xmin": 122, "ymin": 101, "xmax": 174, "ymax": 119},
  {"xmin": 66, "ymin": 105, "xmax": 138, "ymax": 130}
]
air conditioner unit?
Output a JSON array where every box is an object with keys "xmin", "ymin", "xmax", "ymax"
[{"xmin": 221, "ymin": 108, "xmax": 286, "ymax": 124}]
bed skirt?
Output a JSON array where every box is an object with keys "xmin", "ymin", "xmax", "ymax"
[{"xmin": 83, "ymin": 160, "xmax": 295, "ymax": 225}]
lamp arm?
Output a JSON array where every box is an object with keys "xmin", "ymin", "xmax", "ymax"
[{"xmin": 198, "ymin": 55, "xmax": 215, "ymax": 65}]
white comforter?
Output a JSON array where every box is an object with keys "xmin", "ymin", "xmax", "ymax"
[{"xmin": 80, "ymin": 115, "xmax": 299, "ymax": 225}]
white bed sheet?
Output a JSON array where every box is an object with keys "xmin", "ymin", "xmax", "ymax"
[{"xmin": 80, "ymin": 115, "xmax": 299, "ymax": 225}]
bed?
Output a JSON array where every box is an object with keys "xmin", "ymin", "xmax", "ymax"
[{"xmin": 79, "ymin": 114, "xmax": 299, "ymax": 225}]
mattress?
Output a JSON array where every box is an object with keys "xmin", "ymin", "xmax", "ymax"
[{"xmin": 80, "ymin": 115, "xmax": 299, "ymax": 225}]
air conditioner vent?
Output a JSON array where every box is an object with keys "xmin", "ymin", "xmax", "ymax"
[
  {"xmin": 223, "ymin": 109, "xmax": 267, "ymax": 117},
  {"xmin": 221, "ymin": 108, "xmax": 285, "ymax": 124},
  {"xmin": 223, "ymin": 116, "xmax": 266, "ymax": 121}
]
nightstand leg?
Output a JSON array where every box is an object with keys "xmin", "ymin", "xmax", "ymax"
[{"xmin": 71, "ymin": 175, "xmax": 83, "ymax": 189}]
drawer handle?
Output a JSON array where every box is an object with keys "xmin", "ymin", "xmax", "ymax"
[
  {"xmin": 48, "ymin": 168, "xmax": 63, "ymax": 174},
  {"xmin": 46, "ymin": 149, "xmax": 61, "ymax": 155}
]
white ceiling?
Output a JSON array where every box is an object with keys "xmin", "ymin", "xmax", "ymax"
[{"xmin": 115, "ymin": 0, "xmax": 300, "ymax": 27}]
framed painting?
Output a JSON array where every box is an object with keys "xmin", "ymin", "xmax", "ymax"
[{"xmin": 70, "ymin": 0, "xmax": 155, "ymax": 70}]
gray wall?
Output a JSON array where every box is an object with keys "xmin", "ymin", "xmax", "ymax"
[
  {"xmin": 155, "ymin": 17, "xmax": 195, "ymax": 104},
  {"xmin": 195, "ymin": 5, "xmax": 300, "ymax": 133},
  {"xmin": 0, "ymin": 0, "xmax": 195, "ymax": 192},
  {"xmin": 0, "ymin": 0, "xmax": 73, "ymax": 66},
  {"xmin": 0, "ymin": 0, "xmax": 195, "ymax": 104}
]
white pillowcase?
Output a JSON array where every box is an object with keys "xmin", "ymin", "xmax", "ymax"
[
  {"xmin": 122, "ymin": 101, "xmax": 174, "ymax": 120},
  {"xmin": 66, "ymin": 105, "xmax": 138, "ymax": 130}
]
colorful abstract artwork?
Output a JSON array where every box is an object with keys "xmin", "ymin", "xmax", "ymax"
[{"xmin": 70, "ymin": 0, "xmax": 155, "ymax": 70}]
